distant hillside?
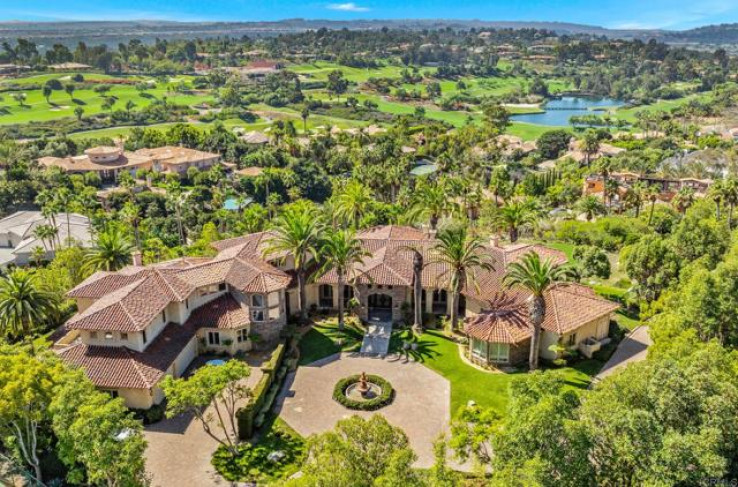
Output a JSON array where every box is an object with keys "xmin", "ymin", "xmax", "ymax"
[{"xmin": 0, "ymin": 18, "xmax": 734, "ymax": 48}]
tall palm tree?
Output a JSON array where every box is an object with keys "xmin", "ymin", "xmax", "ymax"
[
  {"xmin": 0, "ymin": 269, "xmax": 57, "ymax": 351},
  {"xmin": 708, "ymin": 179, "xmax": 725, "ymax": 220},
  {"xmin": 35, "ymin": 190, "xmax": 62, "ymax": 248},
  {"xmin": 430, "ymin": 225, "xmax": 494, "ymax": 332},
  {"xmin": 624, "ymin": 181, "xmax": 646, "ymax": 218},
  {"xmin": 55, "ymin": 188, "xmax": 74, "ymax": 247},
  {"xmin": 316, "ymin": 229, "xmax": 370, "ymax": 330},
  {"xmin": 491, "ymin": 200, "xmax": 537, "ymax": 243},
  {"xmin": 503, "ymin": 251, "xmax": 574, "ymax": 371},
  {"xmin": 723, "ymin": 178, "xmax": 738, "ymax": 229},
  {"xmin": 409, "ymin": 182, "xmax": 456, "ymax": 230},
  {"xmin": 32, "ymin": 224, "xmax": 56, "ymax": 252},
  {"xmin": 83, "ymin": 223, "xmax": 135, "ymax": 273},
  {"xmin": 263, "ymin": 205, "xmax": 324, "ymax": 324},
  {"xmin": 582, "ymin": 131, "xmax": 600, "ymax": 167},
  {"xmin": 672, "ymin": 187, "xmax": 695, "ymax": 215},
  {"xmin": 645, "ymin": 185, "xmax": 660, "ymax": 226},
  {"xmin": 334, "ymin": 180, "xmax": 374, "ymax": 229}
]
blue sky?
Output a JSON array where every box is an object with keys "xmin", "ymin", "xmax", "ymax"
[{"xmin": 2, "ymin": 0, "xmax": 738, "ymax": 30}]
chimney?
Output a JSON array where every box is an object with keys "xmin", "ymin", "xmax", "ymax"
[
  {"xmin": 132, "ymin": 251, "xmax": 143, "ymax": 266},
  {"xmin": 491, "ymin": 235, "xmax": 501, "ymax": 248}
]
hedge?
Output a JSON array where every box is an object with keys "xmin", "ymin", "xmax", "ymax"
[
  {"xmin": 332, "ymin": 374, "xmax": 394, "ymax": 411},
  {"xmin": 236, "ymin": 341, "xmax": 287, "ymax": 439}
]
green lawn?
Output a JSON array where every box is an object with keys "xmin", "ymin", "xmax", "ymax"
[
  {"xmin": 393, "ymin": 329, "xmax": 600, "ymax": 416},
  {"xmin": 297, "ymin": 317, "xmax": 364, "ymax": 365}
]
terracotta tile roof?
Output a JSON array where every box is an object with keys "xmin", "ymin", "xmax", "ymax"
[
  {"xmin": 185, "ymin": 294, "xmax": 251, "ymax": 330},
  {"xmin": 356, "ymin": 225, "xmax": 430, "ymax": 241},
  {"xmin": 465, "ymin": 297, "xmax": 531, "ymax": 344},
  {"xmin": 541, "ymin": 283, "xmax": 620, "ymax": 335},
  {"xmin": 209, "ymin": 231, "xmax": 289, "ymax": 261},
  {"xmin": 59, "ymin": 319, "xmax": 200, "ymax": 389}
]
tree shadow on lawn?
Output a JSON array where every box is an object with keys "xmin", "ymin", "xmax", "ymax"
[
  {"xmin": 298, "ymin": 321, "xmax": 364, "ymax": 366},
  {"xmin": 388, "ymin": 329, "xmax": 440, "ymax": 364},
  {"xmin": 72, "ymin": 98, "xmax": 86, "ymax": 105}
]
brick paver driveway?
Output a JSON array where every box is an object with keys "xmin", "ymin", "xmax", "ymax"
[
  {"xmin": 274, "ymin": 352, "xmax": 451, "ymax": 468},
  {"xmin": 144, "ymin": 354, "xmax": 267, "ymax": 487}
]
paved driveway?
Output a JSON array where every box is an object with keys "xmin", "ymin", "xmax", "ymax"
[
  {"xmin": 144, "ymin": 354, "xmax": 267, "ymax": 487},
  {"xmin": 274, "ymin": 352, "xmax": 451, "ymax": 468},
  {"xmin": 595, "ymin": 326, "xmax": 651, "ymax": 381}
]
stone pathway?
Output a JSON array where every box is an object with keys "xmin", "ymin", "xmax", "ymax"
[
  {"xmin": 275, "ymin": 352, "xmax": 451, "ymax": 468},
  {"xmin": 594, "ymin": 325, "xmax": 651, "ymax": 382},
  {"xmin": 360, "ymin": 321, "xmax": 393, "ymax": 356}
]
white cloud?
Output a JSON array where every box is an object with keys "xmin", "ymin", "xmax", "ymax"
[{"xmin": 326, "ymin": 2, "xmax": 370, "ymax": 12}]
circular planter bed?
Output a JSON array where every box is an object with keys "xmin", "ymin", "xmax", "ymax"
[{"xmin": 333, "ymin": 374, "xmax": 394, "ymax": 411}]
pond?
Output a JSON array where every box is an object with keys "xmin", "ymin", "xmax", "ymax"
[{"xmin": 511, "ymin": 96, "xmax": 626, "ymax": 127}]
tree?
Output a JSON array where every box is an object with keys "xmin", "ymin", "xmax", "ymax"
[
  {"xmin": 672, "ymin": 186, "xmax": 695, "ymax": 214},
  {"xmin": 622, "ymin": 234, "xmax": 680, "ymax": 302},
  {"xmin": 536, "ymin": 129, "xmax": 571, "ymax": 160},
  {"xmin": 65, "ymin": 83, "xmax": 75, "ymax": 99},
  {"xmin": 431, "ymin": 224, "xmax": 494, "ymax": 331},
  {"xmin": 581, "ymin": 130, "xmax": 600, "ymax": 166},
  {"xmin": 42, "ymin": 85, "xmax": 52, "ymax": 104},
  {"xmin": 83, "ymin": 223, "xmax": 135, "ymax": 273},
  {"xmin": 32, "ymin": 223, "xmax": 57, "ymax": 252},
  {"xmin": 55, "ymin": 187, "xmax": 74, "ymax": 246},
  {"xmin": 162, "ymin": 360, "xmax": 250, "ymax": 455},
  {"xmin": 482, "ymin": 101, "xmax": 510, "ymax": 134},
  {"xmin": 504, "ymin": 252, "xmax": 574, "ymax": 370},
  {"xmin": 408, "ymin": 182, "xmax": 455, "ymax": 230},
  {"xmin": 0, "ymin": 270, "xmax": 57, "ymax": 346},
  {"xmin": 491, "ymin": 200, "xmax": 538, "ymax": 243},
  {"xmin": 74, "ymin": 106, "xmax": 84, "ymax": 121},
  {"xmin": 575, "ymin": 195, "xmax": 606, "ymax": 222},
  {"xmin": 316, "ymin": 229, "xmax": 369, "ymax": 330},
  {"xmin": 573, "ymin": 245, "xmax": 611, "ymax": 279},
  {"xmin": 287, "ymin": 415, "xmax": 419, "ymax": 487},
  {"xmin": 50, "ymin": 368, "xmax": 147, "ymax": 487},
  {"xmin": 334, "ymin": 180, "xmax": 374, "ymax": 229},
  {"xmin": 300, "ymin": 106, "xmax": 310, "ymax": 133},
  {"xmin": 125, "ymin": 99, "xmax": 136, "ymax": 117},
  {"xmin": 12, "ymin": 92, "xmax": 26, "ymax": 107},
  {"xmin": 263, "ymin": 203, "xmax": 324, "ymax": 323},
  {"xmin": 645, "ymin": 185, "xmax": 660, "ymax": 226},
  {"xmin": 327, "ymin": 70, "xmax": 348, "ymax": 101}
]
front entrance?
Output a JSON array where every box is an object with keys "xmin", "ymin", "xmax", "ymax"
[{"xmin": 368, "ymin": 293, "xmax": 393, "ymax": 323}]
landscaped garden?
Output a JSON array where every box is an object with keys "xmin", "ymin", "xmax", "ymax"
[{"xmin": 297, "ymin": 316, "xmax": 364, "ymax": 365}]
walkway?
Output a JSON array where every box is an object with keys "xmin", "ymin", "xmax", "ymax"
[
  {"xmin": 595, "ymin": 326, "xmax": 651, "ymax": 381},
  {"xmin": 143, "ymin": 354, "xmax": 268, "ymax": 487},
  {"xmin": 360, "ymin": 321, "xmax": 393, "ymax": 356},
  {"xmin": 275, "ymin": 352, "xmax": 451, "ymax": 468}
]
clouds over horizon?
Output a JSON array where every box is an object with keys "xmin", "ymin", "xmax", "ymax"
[{"xmin": 326, "ymin": 3, "xmax": 370, "ymax": 12}]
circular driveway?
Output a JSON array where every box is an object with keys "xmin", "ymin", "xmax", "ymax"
[{"xmin": 274, "ymin": 352, "xmax": 451, "ymax": 468}]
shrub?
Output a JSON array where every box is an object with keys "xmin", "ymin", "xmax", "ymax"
[
  {"xmin": 332, "ymin": 374, "xmax": 394, "ymax": 411},
  {"xmin": 130, "ymin": 401, "xmax": 166, "ymax": 424}
]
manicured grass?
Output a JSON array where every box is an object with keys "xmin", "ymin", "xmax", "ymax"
[
  {"xmin": 297, "ymin": 317, "xmax": 364, "ymax": 365},
  {"xmin": 393, "ymin": 329, "xmax": 603, "ymax": 417}
]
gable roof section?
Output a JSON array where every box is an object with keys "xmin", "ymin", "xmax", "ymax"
[{"xmin": 541, "ymin": 283, "xmax": 620, "ymax": 335}]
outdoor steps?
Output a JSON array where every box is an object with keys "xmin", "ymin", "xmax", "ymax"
[{"xmin": 360, "ymin": 322, "xmax": 393, "ymax": 357}]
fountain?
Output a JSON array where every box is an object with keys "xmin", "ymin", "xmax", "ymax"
[
  {"xmin": 334, "ymin": 372, "xmax": 393, "ymax": 409},
  {"xmin": 344, "ymin": 372, "xmax": 383, "ymax": 401}
]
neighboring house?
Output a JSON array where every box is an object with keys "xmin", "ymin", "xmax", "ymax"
[
  {"xmin": 583, "ymin": 171, "xmax": 713, "ymax": 202},
  {"xmin": 57, "ymin": 236, "xmax": 293, "ymax": 409},
  {"xmin": 0, "ymin": 211, "xmax": 92, "ymax": 267},
  {"xmin": 38, "ymin": 146, "xmax": 221, "ymax": 180}
]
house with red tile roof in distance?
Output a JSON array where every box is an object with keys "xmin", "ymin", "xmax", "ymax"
[{"xmin": 56, "ymin": 234, "xmax": 293, "ymax": 409}]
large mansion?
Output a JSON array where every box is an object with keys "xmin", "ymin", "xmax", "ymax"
[
  {"xmin": 39, "ymin": 145, "xmax": 221, "ymax": 181},
  {"xmin": 56, "ymin": 225, "xmax": 618, "ymax": 409}
]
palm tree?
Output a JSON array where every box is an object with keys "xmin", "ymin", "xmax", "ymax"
[
  {"xmin": 0, "ymin": 269, "xmax": 57, "ymax": 351},
  {"xmin": 316, "ymin": 229, "xmax": 370, "ymax": 330},
  {"xmin": 430, "ymin": 225, "xmax": 494, "ymax": 332},
  {"xmin": 709, "ymin": 179, "xmax": 725, "ymax": 220},
  {"xmin": 491, "ymin": 201, "xmax": 537, "ymax": 243},
  {"xmin": 624, "ymin": 181, "xmax": 646, "ymax": 218},
  {"xmin": 409, "ymin": 182, "xmax": 455, "ymax": 230},
  {"xmin": 645, "ymin": 185, "xmax": 660, "ymax": 226},
  {"xmin": 334, "ymin": 180, "xmax": 374, "ymax": 229},
  {"xmin": 263, "ymin": 204, "xmax": 324, "ymax": 324},
  {"xmin": 672, "ymin": 187, "xmax": 695, "ymax": 215},
  {"xmin": 32, "ymin": 224, "xmax": 57, "ymax": 252},
  {"xmin": 723, "ymin": 178, "xmax": 738, "ymax": 229},
  {"xmin": 54, "ymin": 188, "xmax": 74, "ymax": 247},
  {"xmin": 83, "ymin": 223, "xmax": 135, "ymax": 273},
  {"xmin": 582, "ymin": 130, "xmax": 600, "ymax": 167},
  {"xmin": 576, "ymin": 195, "xmax": 606, "ymax": 222},
  {"xmin": 503, "ymin": 252, "xmax": 574, "ymax": 371}
]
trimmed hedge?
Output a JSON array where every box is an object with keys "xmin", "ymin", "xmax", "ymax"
[
  {"xmin": 332, "ymin": 374, "xmax": 394, "ymax": 411},
  {"xmin": 236, "ymin": 341, "xmax": 287, "ymax": 440}
]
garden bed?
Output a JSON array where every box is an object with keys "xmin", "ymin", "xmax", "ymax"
[{"xmin": 333, "ymin": 374, "xmax": 394, "ymax": 410}]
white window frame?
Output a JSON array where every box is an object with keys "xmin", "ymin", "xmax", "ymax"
[
  {"xmin": 251, "ymin": 309, "xmax": 265, "ymax": 322},
  {"xmin": 251, "ymin": 294, "xmax": 265, "ymax": 308},
  {"xmin": 237, "ymin": 329, "xmax": 248, "ymax": 343},
  {"xmin": 208, "ymin": 331, "xmax": 221, "ymax": 345}
]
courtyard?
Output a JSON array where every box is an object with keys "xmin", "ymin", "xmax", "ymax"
[{"xmin": 275, "ymin": 352, "xmax": 451, "ymax": 468}]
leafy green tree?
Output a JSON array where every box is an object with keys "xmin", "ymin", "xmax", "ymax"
[
  {"xmin": 622, "ymin": 234, "xmax": 681, "ymax": 302},
  {"xmin": 42, "ymin": 85, "xmax": 52, "ymax": 104},
  {"xmin": 83, "ymin": 223, "xmax": 135, "ymax": 273},
  {"xmin": 581, "ymin": 130, "xmax": 600, "ymax": 166},
  {"xmin": 431, "ymin": 224, "xmax": 494, "ymax": 331},
  {"xmin": 327, "ymin": 70, "xmax": 348, "ymax": 101},
  {"xmin": 482, "ymin": 101, "xmax": 510, "ymax": 135},
  {"xmin": 536, "ymin": 129, "xmax": 571, "ymax": 159},
  {"xmin": 64, "ymin": 83, "xmax": 75, "ymax": 99},
  {"xmin": 573, "ymin": 245, "xmax": 611, "ymax": 279},
  {"xmin": 263, "ymin": 203, "xmax": 324, "ymax": 323},
  {"xmin": 286, "ymin": 415, "xmax": 419, "ymax": 487},
  {"xmin": 504, "ymin": 252, "xmax": 574, "ymax": 370},
  {"xmin": 316, "ymin": 229, "xmax": 369, "ymax": 330},
  {"xmin": 74, "ymin": 106, "xmax": 84, "ymax": 121},
  {"xmin": 575, "ymin": 195, "xmax": 605, "ymax": 222},
  {"xmin": 162, "ymin": 360, "xmax": 250, "ymax": 455}
]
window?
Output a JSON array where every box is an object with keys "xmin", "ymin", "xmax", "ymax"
[
  {"xmin": 489, "ymin": 343, "xmax": 509, "ymax": 363},
  {"xmin": 142, "ymin": 330, "xmax": 148, "ymax": 344},
  {"xmin": 319, "ymin": 285, "xmax": 333, "ymax": 308},
  {"xmin": 105, "ymin": 332, "xmax": 114, "ymax": 340},
  {"xmin": 343, "ymin": 286, "xmax": 354, "ymax": 307},
  {"xmin": 208, "ymin": 331, "xmax": 220, "ymax": 345},
  {"xmin": 471, "ymin": 339, "xmax": 486, "ymax": 359},
  {"xmin": 237, "ymin": 329, "xmax": 248, "ymax": 343},
  {"xmin": 251, "ymin": 294, "xmax": 265, "ymax": 308},
  {"xmin": 218, "ymin": 283, "xmax": 227, "ymax": 292},
  {"xmin": 161, "ymin": 310, "xmax": 167, "ymax": 322},
  {"xmin": 185, "ymin": 299, "xmax": 189, "ymax": 310},
  {"xmin": 120, "ymin": 332, "xmax": 128, "ymax": 341},
  {"xmin": 89, "ymin": 331, "xmax": 98, "ymax": 340},
  {"xmin": 107, "ymin": 390, "xmax": 119, "ymax": 399},
  {"xmin": 567, "ymin": 334, "xmax": 576, "ymax": 347},
  {"xmin": 251, "ymin": 310, "xmax": 265, "ymax": 322}
]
